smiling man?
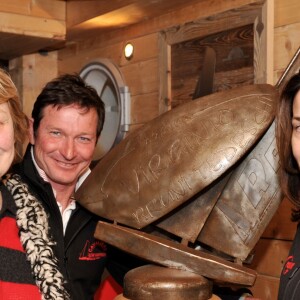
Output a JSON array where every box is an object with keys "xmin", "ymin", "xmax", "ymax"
[
  {"xmin": 9, "ymin": 74, "xmax": 126, "ymax": 300},
  {"xmin": 30, "ymin": 103, "xmax": 98, "ymax": 212}
]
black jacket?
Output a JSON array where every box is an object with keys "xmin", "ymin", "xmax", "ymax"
[
  {"xmin": 12, "ymin": 146, "xmax": 129, "ymax": 300},
  {"xmin": 278, "ymin": 223, "xmax": 300, "ymax": 300}
]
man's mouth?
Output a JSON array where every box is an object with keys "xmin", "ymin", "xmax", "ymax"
[{"xmin": 55, "ymin": 160, "xmax": 78, "ymax": 168}]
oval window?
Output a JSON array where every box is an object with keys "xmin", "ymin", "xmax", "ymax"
[{"xmin": 80, "ymin": 59, "xmax": 130, "ymax": 160}]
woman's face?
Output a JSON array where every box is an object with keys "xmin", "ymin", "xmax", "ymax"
[{"xmin": 0, "ymin": 102, "xmax": 14, "ymax": 177}]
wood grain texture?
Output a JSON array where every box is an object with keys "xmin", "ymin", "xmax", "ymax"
[{"xmin": 275, "ymin": 0, "xmax": 300, "ymax": 28}]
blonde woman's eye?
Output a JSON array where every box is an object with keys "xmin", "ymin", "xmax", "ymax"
[{"xmin": 0, "ymin": 118, "xmax": 8, "ymax": 125}]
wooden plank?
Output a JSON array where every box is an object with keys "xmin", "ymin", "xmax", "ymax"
[
  {"xmin": 248, "ymin": 238, "xmax": 291, "ymax": 277},
  {"xmin": 10, "ymin": 53, "xmax": 58, "ymax": 119},
  {"xmin": 0, "ymin": 11, "xmax": 65, "ymax": 39},
  {"xmin": 0, "ymin": 0, "xmax": 66, "ymax": 60},
  {"xmin": 130, "ymin": 92, "xmax": 159, "ymax": 124},
  {"xmin": 254, "ymin": 0, "xmax": 274, "ymax": 84},
  {"xmin": 170, "ymin": 24, "xmax": 254, "ymax": 108},
  {"xmin": 0, "ymin": 0, "xmax": 65, "ymax": 21},
  {"xmin": 59, "ymin": 32, "xmax": 158, "ymax": 69},
  {"xmin": 119, "ymin": 33, "xmax": 158, "ymax": 66},
  {"xmin": 171, "ymin": 66, "xmax": 254, "ymax": 109},
  {"xmin": 249, "ymin": 274, "xmax": 279, "ymax": 299},
  {"xmin": 66, "ymin": 0, "xmax": 137, "ymax": 27},
  {"xmin": 158, "ymin": 33, "xmax": 171, "ymax": 114},
  {"xmin": 120, "ymin": 59, "xmax": 158, "ymax": 96},
  {"xmin": 263, "ymin": 197, "xmax": 297, "ymax": 240},
  {"xmin": 164, "ymin": 3, "xmax": 261, "ymax": 45},
  {"xmin": 0, "ymin": 32, "xmax": 64, "ymax": 60},
  {"xmin": 31, "ymin": 0, "xmax": 65, "ymax": 21},
  {"xmin": 274, "ymin": 0, "xmax": 300, "ymax": 28},
  {"xmin": 0, "ymin": 0, "xmax": 31, "ymax": 15},
  {"xmin": 274, "ymin": 23, "xmax": 300, "ymax": 71},
  {"xmin": 58, "ymin": 42, "xmax": 124, "ymax": 74}
]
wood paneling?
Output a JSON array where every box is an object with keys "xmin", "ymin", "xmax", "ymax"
[
  {"xmin": 59, "ymin": 33, "xmax": 158, "ymax": 73},
  {"xmin": 58, "ymin": 42, "xmax": 124, "ymax": 75},
  {"xmin": 0, "ymin": 0, "xmax": 66, "ymax": 60},
  {"xmin": 171, "ymin": 25, "xmax": 254, "ymax": 108},
  {"xmin": 273, "ymin": 22, "xmax": 300, "ymax": 82},
  {"xmin": 163, "ymin": 3, "xmax": 261, "ymax": 46},
  {"xmin": 263, "ymin": 197, "xmax": 297, "ymax": 240},
  {"xmin": 10, "ymin": 52, "xmax": 58, "ymax": 118},
  {"xmin": 130, "ymin": 92, "xmax": 159, "ymax": 124},
  {"xmin": 119, "ymin": 33, "xmax": 158, "ymax": 67},
  {"xmin": 0, "ymin": 0, "xmax": 65, "ymax": 20},
  {"xmin": 121, "ymin": 59, "xmax": 158, "ymax": 96},
  {"xmin": 249, "ymin": 239, "xmax": 291, "ymax": 276},
  {"xmin": 254, "ymin": 0, "xmax": 274, "ymax": 84},
  {"xmin": 275, "ymin": 0, "xmax": 300, "ymax": 28},
  {"xmin": 249, "ymin": 274, "xmax": 280, "ymax": 300},
  {"xmin": 66, "ymin": 0, "xmax": 137, "ymax": 27},
  {"xmin": 158, "ymin": 33, "xmax": 171, "ymax": 114}
]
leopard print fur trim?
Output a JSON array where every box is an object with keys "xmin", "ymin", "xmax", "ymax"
[{"xmin": 5, "ymin": 174, "xmax": 70, "ymax": 300}]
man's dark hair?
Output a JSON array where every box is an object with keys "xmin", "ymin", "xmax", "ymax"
[{"xmin": 32, "ymin": 73, "xmax": 105, "ymax": 138}]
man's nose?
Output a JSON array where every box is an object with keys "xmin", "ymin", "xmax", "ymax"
[{"xmin": 61, "ymin": 138, "xmax": 76, "ymax": 159}]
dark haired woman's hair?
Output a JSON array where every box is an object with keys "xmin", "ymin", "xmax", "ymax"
[
  {"xmin": 32, "ymin": 73, "xmax": 105, "ymax": 139},
  {"xmin": 276, "ymin": 71, "xmax": 300, "ymax": 221}
]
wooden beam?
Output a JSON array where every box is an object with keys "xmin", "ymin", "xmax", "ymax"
[
  {"xmin": 0, "ymin": 32, "xmax": 65, "ymax": 60},
  {"xmin": 0, "ymin": 0, "xmax": 66, "ymax": 60},
  {"xmin": 254, "ymin": 0, "xmax": 274, "ymax": 84},
  {"xmin": 0, "ymin": 11, "xmax": 65, "ymax": 39},
  {"xmin": 66, "ymin": 0, "xmax": 137, "ymax": 27},
  {"xmin": 0, "ymin": 0, "xmax": 65, "ymax": 21}
]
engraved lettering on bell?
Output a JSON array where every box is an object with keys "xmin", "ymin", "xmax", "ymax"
[{"xmin": 238, "ymin": 158, "xmax": 270, "ymax": 208}]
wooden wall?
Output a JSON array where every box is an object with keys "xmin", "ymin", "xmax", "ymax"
[
  {"xmin": 9, "ymin": 0, "xmax": 300, "ymax": 299},
  {"xmin": 56, "ymin": 0, "xmax": 268, "ymax": 131}
]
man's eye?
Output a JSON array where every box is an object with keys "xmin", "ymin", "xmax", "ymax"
[
  {"xmin": 50, "ymin": 131, "xmax": 61, "ymax": 136},
  {"xmin": 79, "ymin": 136, "xmax": 91, "ymax": 142}
]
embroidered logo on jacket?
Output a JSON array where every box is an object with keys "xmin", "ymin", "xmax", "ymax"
[
  {"xmin": 79, "ymin": 240, "xmax": 107, "ymax": 261},
  {"xmin": 282, "ymin": 255, "xmax": 296, "ymax": 275}
]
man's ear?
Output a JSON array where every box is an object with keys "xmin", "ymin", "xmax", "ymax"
[{"xmin": 28, "ymin": 118, "xmax": 35, "ymax": 145}]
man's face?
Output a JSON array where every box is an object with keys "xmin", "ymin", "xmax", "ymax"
[{"xmin": 29, "ymin": 104, "xmax": 98, "ymax": 189}]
